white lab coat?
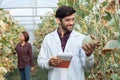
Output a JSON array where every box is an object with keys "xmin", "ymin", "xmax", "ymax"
[{"xmin": 37, "ymin": 29, "xmax": 94, "ymax": 80}]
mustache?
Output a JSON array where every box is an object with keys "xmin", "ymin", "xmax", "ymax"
[{"xmin": 67, "ymin": 24, "xmax": 74, "ymax": 26}]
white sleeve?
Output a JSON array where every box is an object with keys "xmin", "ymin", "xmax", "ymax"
[
  {"xmin": 37, "ymin": 36, "xmax": 53, "ymax": 70},
  {"xmin": 80, "ymin": 49, "xmax": 94, "ymax": 70}
]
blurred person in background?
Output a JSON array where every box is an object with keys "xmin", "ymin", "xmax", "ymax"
[
  {"xmin": 37, "ymin": 6, "xmax": 100, "ymax": 80},
  {"xmin": 15, "ymin": 31, "xmax": 35, "ymax": 80}
]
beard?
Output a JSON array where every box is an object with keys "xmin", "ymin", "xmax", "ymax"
[{"xmin": 60, "ymin": 22, "xmax": 74, "ymax": 32}]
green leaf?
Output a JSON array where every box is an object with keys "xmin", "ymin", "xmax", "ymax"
[
  {"xmin": 103, "ymin": 12, "xmax": 112, "ymax": 21},
  {"xmin": 82, "ymin": 35, "xmax": 98, "ymax": 45},
  {"xmin": 108, "ymin": 15, "xmax": 119, "ymax": 28},
  {"xmin": 57, "ymin": 0, "xmax": 66, "ymax": 6},
  {"xmin": 66, "ymin": 0, "xmax": 73, "ymax": 6},
  {"xmin": 86, "ymin": 0, "xmax": 90, "ymax": 4},
  {"xmin": 108, "ymin": 18, "xmax": 116, "ymax": 26},
  {"xmin": 111, "ymin": 74, "xmax": 119, "ymax": 80},
  {"xmin": 101, "ymin": 0, "xmax": 108, "ymax": 7},
  {"xmin": 102, "ymin": 39, "xmax": 120, "ymax": 52}
]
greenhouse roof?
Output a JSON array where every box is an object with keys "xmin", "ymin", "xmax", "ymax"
[{"xmin": 0, "ymin": 0, "xmax": 58, "ymax": 29}]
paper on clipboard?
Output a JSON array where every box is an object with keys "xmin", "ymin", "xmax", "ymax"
[
  {"xmin": 55, "ymin": 52, "xmax": 73, "ymax": 68},
  {"xmin": 57, "ymin": 53, "xmax": 72, "ymax": 61}
]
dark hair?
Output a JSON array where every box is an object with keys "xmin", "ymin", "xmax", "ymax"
[
  {"xmin": 55, "ymin": 6, "xmax": 76, "ymax": 19},
  {"xmin": 22, "ymin": 31, "xmax": 29, "ymax": 42}
]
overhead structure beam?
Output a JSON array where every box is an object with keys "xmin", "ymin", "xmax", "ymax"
[
  {"xmin": 19, "ymin": 23, "xmax": 39, "ymax": 25},
  {"xmin": 1, "ymin": 6, "xmax": 57, "ymax": 9},
  {"xmin": 12, "ymin": 15, "xmax": 52, "ymax": 17},
  {"xmin": 0, "ymin": 0, "xmax": 3, "ymax": 6},
  {"xmin": 0, "ymin": 0, "xmax": 57, "ymax": 29},
  {"xmin": 16, "ymin": 20, "xmax": 40, "ymax": 21},
  {"xmin": 31, "ymin": 0, "xmax": 37, "ymax": 28}
]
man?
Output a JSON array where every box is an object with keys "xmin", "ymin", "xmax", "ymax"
[{"xmin": 37, "ymin": 6, "xmax": 99, "ymax": 80}]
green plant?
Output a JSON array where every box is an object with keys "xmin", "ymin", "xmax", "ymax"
[
  {"xmin": 0, "ymin": 8, "xmax": 25, "ymax": 79},
  {"xmin": 34, "ymin": 0, "xmax": 120, "ymax": 79},
  {"xmin": 58, "ymin": 0, "xmax": 120, "ymax": 79},
  {"xmin": 34, "ymin": 13, "xmax": 56, "ymax": 55}
]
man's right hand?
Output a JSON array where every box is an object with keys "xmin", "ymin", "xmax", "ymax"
[{"xmin": 49, "ymin": 57, "xmax": 62, "ymax": 67}]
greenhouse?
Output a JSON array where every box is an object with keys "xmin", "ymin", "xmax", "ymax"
[{"xmin": 0, "ymin": 0, "xmax": 120, "ymax": 80}]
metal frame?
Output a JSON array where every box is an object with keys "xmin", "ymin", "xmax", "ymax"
[
  {"xmin": 2, "ymin": 6, "xmax": 57, "ymax": 9},
  {"xmin": 1, "ymin": 0, "xmax": 57, "ymax": 29},
  {"xmin": 0, "ymin": 0, "xmax": 3, "ymax": 6}
]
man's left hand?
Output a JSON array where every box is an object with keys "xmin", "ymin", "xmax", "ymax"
[{"xmin": 82, "ymin": 41, "xmax": 100, "ymax": 56}]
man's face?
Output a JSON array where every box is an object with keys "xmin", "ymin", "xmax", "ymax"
[{"xmin": 60, "ymin": 14, "xmax": 75, "ymax": 32}]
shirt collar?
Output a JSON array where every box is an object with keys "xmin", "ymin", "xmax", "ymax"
[
  {"xmin": 57, "ymin": 28, "xmax": 71, "ymax": 37},
  {"xmin": 20, "ymin": 42, "xmax": 27, "ymax": 47}
]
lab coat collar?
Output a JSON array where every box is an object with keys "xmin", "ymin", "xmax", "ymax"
[
  {"xmin": 51, "ymin": 29, "xmax": 80, "ymax": 52},
  {"xmin": 52, "ymin": 29, "xmax": 80, "ymax": 38}
]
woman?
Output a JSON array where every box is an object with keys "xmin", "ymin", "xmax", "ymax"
[{"xmin": 15, "ymin": 31, "xmax": 35, "ymax": 80}]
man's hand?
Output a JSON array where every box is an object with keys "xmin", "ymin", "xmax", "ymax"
[
  {"xmin": 82, "ymin": 41, "xmax": 100, "ymax": 56},
  {"xmin": 49, "ymin": 57, "xmax": 62, "ymax": 67}
]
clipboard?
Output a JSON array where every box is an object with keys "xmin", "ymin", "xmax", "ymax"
[{"xmin": 55, "ymin": 52, "xmax": 72, "ymax": 68}]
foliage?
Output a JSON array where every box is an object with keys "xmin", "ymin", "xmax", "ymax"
[
  {"xmin": 34, "ymin": 13, "xmax": 56, "ymax": 54},
  {"xmin": 0, "ymin": 8, "xmax": 25, "ymax": 79},
  {"xmin": 58, "ymin": 0, "xmax": 120, "ymax": 80},
  {"xmin": 34, "ymin": 0, "xmax": 120, "ymax": 79}
]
